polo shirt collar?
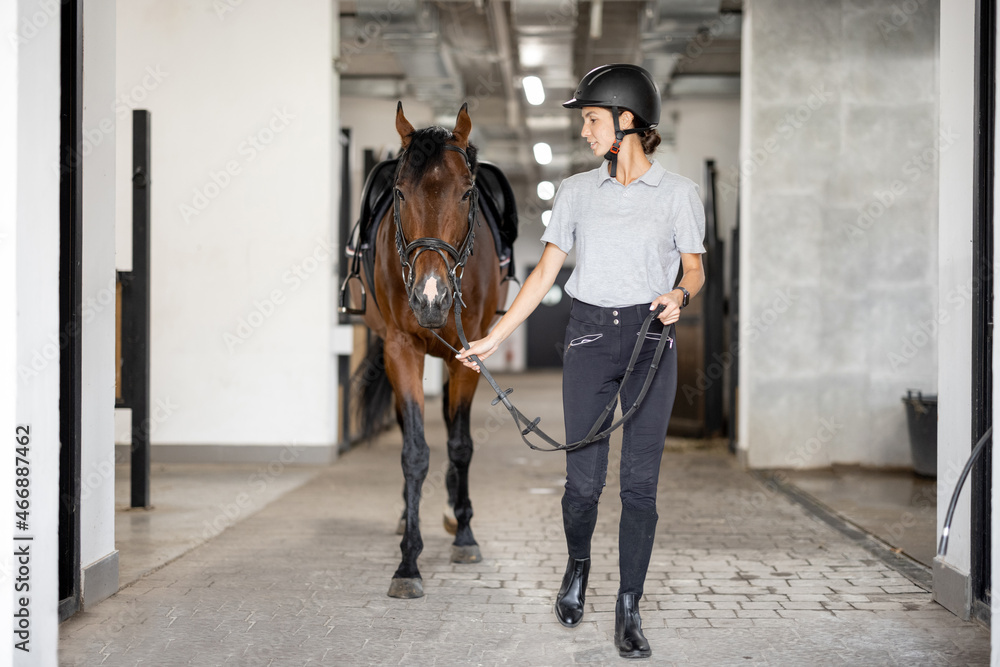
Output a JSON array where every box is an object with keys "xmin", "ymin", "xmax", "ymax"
[{"xmin": 595, "ymin": 159, "xmax": 665, "ymax": 187}]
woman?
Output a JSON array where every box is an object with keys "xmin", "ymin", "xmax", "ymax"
[{"xmin": 457, "ymin": 63, "xmax": 705, "ymax": 660}]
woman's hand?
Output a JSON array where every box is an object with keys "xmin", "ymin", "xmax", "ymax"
[
  {"xmin": 455, "ymin": 335, "xmax": 500, "ymax": 373},
  {"xmin": 650, "ymin": 291, "xmax": 684, "ymax": 325}
]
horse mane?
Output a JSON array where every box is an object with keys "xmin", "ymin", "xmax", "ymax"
[{"xmin": 400, "ymin": 126, "xmax": 478, "ymax": 183}]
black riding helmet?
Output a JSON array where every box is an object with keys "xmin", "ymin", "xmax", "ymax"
[{"xmin": 563, "ymin": 64, "xmax": 661, "ymax": 177}]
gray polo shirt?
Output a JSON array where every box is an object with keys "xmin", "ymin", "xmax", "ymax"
[{"xmin": 540, "ymin": 160, "xmax": 706, "ymax": 308}]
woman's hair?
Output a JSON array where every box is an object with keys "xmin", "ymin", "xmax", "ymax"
[{"xmin": 638, "ymin": 129, "xmax": 661, "ymax": 155}]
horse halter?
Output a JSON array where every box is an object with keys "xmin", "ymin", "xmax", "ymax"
[{"xmin": 392, "ymin": 144, "xmax": 480, "ymax": 306}]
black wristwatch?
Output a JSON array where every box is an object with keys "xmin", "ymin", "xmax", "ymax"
[{"xmin": 675, "ymin": 286, "xmax": 690, "ymax": 308}]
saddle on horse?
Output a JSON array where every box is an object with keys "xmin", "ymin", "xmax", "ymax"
[{"xmin": 340, "ymin": 157, "xmax": 519, "ymax": 315}]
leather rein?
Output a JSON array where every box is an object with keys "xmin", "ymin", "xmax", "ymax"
[{"xmin": 393, "ymin": 142, "xmax": 670, "ymax": 453}]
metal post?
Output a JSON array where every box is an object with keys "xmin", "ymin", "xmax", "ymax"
[
  {"xmin": 125, "ymin": 110, "xmax": 152, "ymax": 508},
  {"xmin": 702, "ymin": 160, "xmax": 725, "ymax": 437}
]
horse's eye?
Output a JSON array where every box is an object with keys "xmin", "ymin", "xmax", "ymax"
[
  {"xmin": 461, "ymin": 189, "xmax": 473, "ymax": 202},
  {"xmin": 395, "ymin": 188, "xmax": 405, "ymax": 201}
]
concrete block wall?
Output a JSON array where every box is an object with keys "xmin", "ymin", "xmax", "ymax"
[{"xmin": 740, "ymin": 0, "xmax": 939, "ymax": 468}]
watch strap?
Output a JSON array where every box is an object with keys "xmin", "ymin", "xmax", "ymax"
[{"xmin": 676, "ymin": 286, "xmax": 690, "ymax": 308}]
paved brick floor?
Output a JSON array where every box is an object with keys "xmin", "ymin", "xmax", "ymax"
[{"xmin": 59, "ymin": 372, "xmax": 990, "ymax": 666}]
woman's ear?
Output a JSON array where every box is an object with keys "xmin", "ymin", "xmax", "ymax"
[{"xmin": 620, "ymin": 111, "xmax": 634, "ymax": 130}]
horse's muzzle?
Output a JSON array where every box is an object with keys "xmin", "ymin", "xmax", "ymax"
[{"xmin": 409, "ymin": 275, "xmax": 453, "ymax": 329}]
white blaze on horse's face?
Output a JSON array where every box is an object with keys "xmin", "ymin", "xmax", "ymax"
[{"xmin": 422, "ymin": 276, "xmax": 440, "ymax": 303}]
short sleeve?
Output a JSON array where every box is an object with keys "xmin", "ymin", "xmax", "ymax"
[
  {"xmin": 674, "ymin": 182, "xmax": 707, "ymax": 254},
  {"xmin": 539, "ymin": 181, "xmax": 575, "ymax": 253}
]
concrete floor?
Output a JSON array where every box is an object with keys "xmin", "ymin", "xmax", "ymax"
[{"xmin": 59, "ymin": 371, "xmax": 989, "ymax": 665}]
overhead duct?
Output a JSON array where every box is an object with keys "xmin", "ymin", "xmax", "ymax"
[
  {"xmin": 511, "ymin": 0, "xmax": 578, "ymax": 89},
  {"xmin": 639, "ymin": 0, "xmax": 726, "ymax": 89},
  {"xmin": 350, "ymin": 0, "xmax": 465, "ymax": 113}
]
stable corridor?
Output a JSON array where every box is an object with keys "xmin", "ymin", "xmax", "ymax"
[{"xmin": 59, "ymin": 372, "xmax": 989, "ymax": 665}]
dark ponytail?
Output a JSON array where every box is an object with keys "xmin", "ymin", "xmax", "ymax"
[{"xmin": 638, "ymin": 129, "xmax": 661, "ymax": 155}]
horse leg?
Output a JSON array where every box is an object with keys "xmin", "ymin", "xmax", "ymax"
[
  {"xmin": 386, "ymin": 341, "xmax": 429, "ymax": 599},
  {"xmin": 444, "ymin": 361, "xmax": 482, "ymax": 564},
  {"xmin": 396, "ymin": 483, "xmax": 407, "ymax": 535},
  {"xmin": 395, "ymin": 409, "xmax": 410, "ymax": 535},
  {"xmin": 441, "ymin": 379, "xmax": 459, "ymax": 536}
]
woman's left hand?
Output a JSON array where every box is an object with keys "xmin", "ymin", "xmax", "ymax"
[{"xmin": 650, "ymin": 291, "xmax": 684, "ymax": 325}]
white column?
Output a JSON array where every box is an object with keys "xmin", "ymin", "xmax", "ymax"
[
  {"xmin": 11, "ymin": 0, "xmax": 63, "ymax": 663},
  {"xmin": 79, "ymin": 0, "xmax": 119, "ymax": 608},
  {"xmin": 935, "ymin": 0, "xmax": 976, "ymax": 619}
]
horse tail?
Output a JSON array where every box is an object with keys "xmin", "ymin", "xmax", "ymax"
[{"xmin": 353, "ymin": 336, "xmax": 395, "ymax": 441}]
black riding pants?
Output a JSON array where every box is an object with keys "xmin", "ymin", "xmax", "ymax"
[{"xmin": 561, "ymin": 299, "xmax": 678, "ymax": 513}]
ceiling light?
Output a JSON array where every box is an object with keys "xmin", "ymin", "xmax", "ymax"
[
  {"xmin": 533, "ymin": 142, "xmax": 552, "ymax": 165},
  {"xmin": 537, "ymin": 181, "xmax": 554, "ymax": 200},
  {"xmin": 541, "ymin": 210, "xmax": 552, "ymax": 226},
  {"xmin": 523, "ymin": 76, "xmax": 545, "ymax": 105},
  {"xmin": 525, "ymin": 115, "xmax": 572, "ymax": 130}
]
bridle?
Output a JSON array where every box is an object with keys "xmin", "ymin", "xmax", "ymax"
[
  {"xmin": 392, "ymin": 139, "xmax": 671, "ymax": 454},
  {"xmin": 392, "ymin": 143, "xmax": 479, "ymax": 306}
]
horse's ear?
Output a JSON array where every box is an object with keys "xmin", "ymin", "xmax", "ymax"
[
  {"xmin": 396, "ymin": 101, "xmax": 415, "ymax": 149},
  {"xmin": 452, "ymin": 103, "xmax": 472, "ymax": 146}
]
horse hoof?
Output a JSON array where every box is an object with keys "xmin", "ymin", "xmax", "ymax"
[
  {"xmin": 451, "ymin": 544, "xmax": 482, "ymax": 564},
  {"xmin": 396, "ymin": 518, "xmax": 406, "ymax": 535},
  {"xmin": 387, "ymin": 577, "xmax": 424, "ymax": 599},
  {"xmin": 442, "ymin": 513, "xmax": 458, "ymax": 536}
]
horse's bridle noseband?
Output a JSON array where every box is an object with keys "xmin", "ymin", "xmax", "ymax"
[{"xmin": 392, "ymin": 144, "xmax": 479, "ymax": 306}]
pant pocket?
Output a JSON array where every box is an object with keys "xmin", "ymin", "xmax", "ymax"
[
  {"xmin": 569, "ymin": 333, "xmax": 604, "ymax": 347},
  {"xmin": 635, "ymin": 331, "xmax": 673, "ymax": 347}
]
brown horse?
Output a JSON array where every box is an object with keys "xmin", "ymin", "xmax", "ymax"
[{"xmin": 352, "ymin": 103, "xmax": 508, "ymax": 598}]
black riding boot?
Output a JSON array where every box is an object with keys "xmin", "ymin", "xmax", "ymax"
[
  {"xmin": 615, "ymin": 506, "xmax": 657, "ymax": 658},
  {"xmin": 615, "ymin": 593, "xmax": 651, "ymax": 659},
  {"xmin": 555, "ymin": 497, "xmax": 598, "ymax": 627},
  {"xmin": 555, "ymin": 557, "xmax": 590, "ymax": 627}
]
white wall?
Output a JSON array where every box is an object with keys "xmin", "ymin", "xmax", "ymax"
[
  {"xmin": 935, "ymin": 0, "xmax": 975, "ymax": 612},
  {"xmin": 79, "ymin": 0, "xmax": 118, "ymax": 600},
  {"xmin": 10, "ymin": 0, "xmax": 63, "ymax": 662},
  {"xmin": 115, "ymin": 0, "xmax": 337, "ymax": 453}
]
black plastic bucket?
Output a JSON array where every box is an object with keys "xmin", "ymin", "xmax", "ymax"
[{"xmin": 902, "ymin": 390, "xmax": 937, "ymax": 477}]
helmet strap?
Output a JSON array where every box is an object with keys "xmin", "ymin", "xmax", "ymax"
[
  {"xmin": 604, "ymin": 105, "xmax": 648, "ymax": 179},
  {"xmin": 603, "ymin": 105, "xmax": 626, "ymax": 178}
]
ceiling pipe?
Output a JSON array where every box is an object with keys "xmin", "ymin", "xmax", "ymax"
[
  {"xmin": 486, "ymin": 0, "xmax": 521, "ymax": 131},
  {"xmin": 589, "ymin": 0, "xmax": 603, "ymax": 40}
]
